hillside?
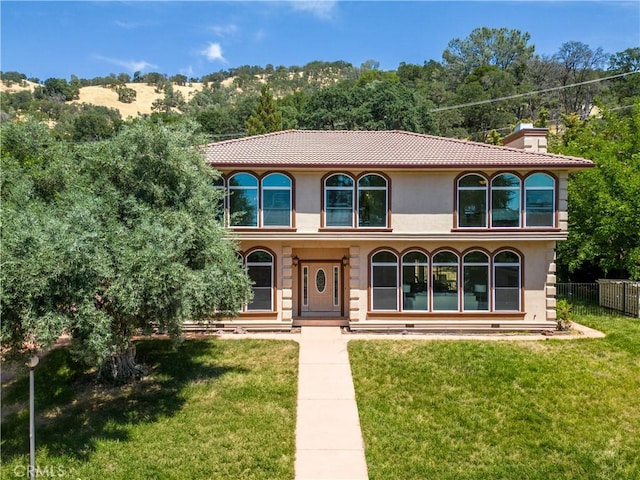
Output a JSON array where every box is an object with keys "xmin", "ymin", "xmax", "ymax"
[{"xmin": 70, "ymin": 83, "xmax": 206, "ymax": 118}]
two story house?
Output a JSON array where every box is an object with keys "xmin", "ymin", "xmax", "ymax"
[{"xmin": 201, "ymin": 127, "xmax": 593, "ymax": 332}]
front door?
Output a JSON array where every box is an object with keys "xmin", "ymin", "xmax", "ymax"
[{"xmin": 301, "ymin": 262, "xmax": 342, "ymax": 316}]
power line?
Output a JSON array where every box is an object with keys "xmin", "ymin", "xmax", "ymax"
[{"xmin": 430, "ymin": 71, "xmax": 639, "ymax": 113}]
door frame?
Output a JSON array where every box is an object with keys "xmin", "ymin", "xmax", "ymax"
[{"xmin": 296, "ymin": 259, "xmax": 347, "ymax": 318}]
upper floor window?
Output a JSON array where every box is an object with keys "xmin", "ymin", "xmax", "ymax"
[
  {"xmin": 458, "ymin": 174, "xmax": 487, "ymax": 227},
  {"xmin": 457, "ymin": 172, "xmax": 556, "ymax": 229},
  {"xmin": 325, "ymin": 174, "xmax": 354, "ymax": 227},
  {"xmin": 491, "ymin": 174, "xmax": 521, "ymax": 228},
  {"xmin": 262, "ymin": 173, "xmax": 292, "ymax": 227},
  {"xmin": 524, "ymin": 173, "xmax": 555, "ymax": 227},
  {"xmin": 228, "ymin": 172, "xmax": 293, "ymax": 228},
  {"xmin": 324, "ymin": 173, "xmax": 389, "ymax": 228},
  {"xmin": 229, "ymin": 173, "xmax": 258, "ymax": 227},
  {"xmin": 358, "ymin": 174, "xmax": 388, "ymax": 227}
]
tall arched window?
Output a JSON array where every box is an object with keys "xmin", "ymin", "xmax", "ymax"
[
  {"xmin": 491, "ymin": 174, "xmax": 521, "ymax": 228},
  {"xmin": 402, "ymin": 251, "xmax": 428, "ymax": 311},
  {"xmin": 458, "ymin": 174, "xmax": 488, "ymax": 227},
  {"xmin": 229, "ymin": 173, "xmax": 258, "ymax": 227},
  {"xmin": 262, "ymin": 173, "xmax": 292, "ymax": 227},
  {"xmin": 325, "ymin": 174, "xmax": 354, "ymax": 227},
  {"xmin": 432, "ymin": 251, "xmax": 459, "ymax": 311},
  {"xmin": 463, "ymin": 251, "xmax": 489, "ymax": 311},
  {"xmin": 371, "ymin": 250, "xmax": 398, "ymax": 311},
  {"xmin": 494, "ymin": 250, "xmax": 521, "ymax": 311},
  {"xmin": 358, "ymin": 174, "xmax": 387, "ymax": 228},
  {"xmin": 246, "ymin": 250, "xmax": 273, "ymax": 311},
  {"xmin": 525, "ymin": 173, "xmax": 555, "ymax": 227}
]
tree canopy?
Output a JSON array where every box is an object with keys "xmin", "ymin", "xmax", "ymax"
[
  {"xmin": 1, "ymin": 119, "xmax": 252, "ymax": 381},
  {"xmin": 553, "ymin": 104, "xmax": 640, "ymax": 281}
]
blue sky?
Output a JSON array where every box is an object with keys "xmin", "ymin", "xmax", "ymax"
[{"xmin": 2, "ymin": 1, "xmax": 639, "ymax": 80}]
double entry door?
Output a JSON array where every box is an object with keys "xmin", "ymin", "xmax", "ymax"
[{"xmin": 300, "ymin": 262, "xmax": 343, "ymax": 316}]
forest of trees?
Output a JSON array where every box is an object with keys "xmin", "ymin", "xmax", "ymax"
[{"xmin": 1, "ymin": 28, "xmax": 639, "ymax": 376}]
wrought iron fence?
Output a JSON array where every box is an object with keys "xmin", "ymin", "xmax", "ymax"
[{"xmin": 557, "ymin": 282, "xmax": 640, "ymax": 318}]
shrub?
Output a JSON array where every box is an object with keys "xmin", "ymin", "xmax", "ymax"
[{"xmin": 556, "ymin": 298, "xmax": 573, "ymax": 331}]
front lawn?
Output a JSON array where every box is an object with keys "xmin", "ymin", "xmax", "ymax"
[
  {"xmin": 1, "ymin": 338, "xmax": 298, "ymax": 480},
  {"xmin": 349, "ymin": 316, "xmax": 640, "ymax": 480}
]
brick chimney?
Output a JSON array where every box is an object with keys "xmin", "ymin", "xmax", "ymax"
[{"xmin": 502, "ymin": 122, "xmax": 548, "ymax": 154}]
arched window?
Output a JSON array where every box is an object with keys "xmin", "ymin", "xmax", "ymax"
[
  {"xmin": 494, "ymin": 250, "xmax": 521, "ymax": 311},
  {"xmin": 458, "ymin": 174, "xmax": 488, "ymax": 228},
  {"xmin": 358, "ymin": 174, "xmax": 388, "ymax": 228},
  {"xmin": 229, "ymin": 173, "xmax": 258, "ymax": 227},
  {"xmin": 402, "ymin": 251, "xmax": 428, "ymax": 311},
  {"xmin": 491, "ymin": 174, "xmax": 521, "ymax": 228},
  {"xmin": 325, "ymin": 174, "xmax": 354, "ymax": 227},
  {"xmin": 245, "ymin": 250, "xmax": 273, "ymax": 311},
  {"xmin": 432, "ymin": 251, "xmax": 459, "ymax": 311},
  {"xmin": 371, "ymin": 250, "xmax": 398, "ymax": 311},
  {"xmin": 525, "ymin": 173, "xmax": 555, "ymax": 227},
  {"xmin": 262, "ymin": 173, "xmax": 292, "ymax": 227},
  {"xmin": 463, "ymin": 251, "xmax": 489, "ymax": 311}
]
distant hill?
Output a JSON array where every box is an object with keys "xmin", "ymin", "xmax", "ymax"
[{"xmin": 70, "ymin": 83, "xmax": 206, "ymax": 118}]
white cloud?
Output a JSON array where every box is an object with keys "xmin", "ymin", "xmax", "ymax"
[
  {"xmin": 200, "ymin": 42, "xmax": 227, "ymax": 63},
  {"xmin": 94, "ymin": 55, "xmax": 158, "ymax": 72},
  {"xmin": 289, "ymin": 0, "xmax": 338, "ymax": 20}
]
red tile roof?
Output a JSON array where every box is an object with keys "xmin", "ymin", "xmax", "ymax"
[{"xmin": 203, "ymin": 130, "xmax": 593, "ymax": 169}]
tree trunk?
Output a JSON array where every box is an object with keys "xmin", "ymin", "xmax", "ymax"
[{"xmin": 99, "ymin": 345, "xmax": 147, "ymax": 384}]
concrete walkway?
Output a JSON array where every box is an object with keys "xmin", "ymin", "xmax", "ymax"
[{"xmin": 294, "ymin": 327, "xmax": 369, "ymax": 480}]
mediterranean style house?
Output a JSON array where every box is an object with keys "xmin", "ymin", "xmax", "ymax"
[{"xmin": 200, "ymin": 126, "xmax": 593, "ymax": 332}]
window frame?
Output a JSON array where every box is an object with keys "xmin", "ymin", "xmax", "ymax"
[
  {"xmin": 244, "ymin": 248, "xmax": 275, "ymax": 312},
  {"xmin": 401, "ymin": 250, "xmax": 429, "ymax": 312},
  {"xmin": 462, "ymin": 249, "xmax": 490, "ymax": 312},
  {"xmin": 370, "ymin": 249, "xmax": 399, "ymax": 311},
  {"xmin": 228, "ymin": 172, "xmax": 259, "ymax": 228},
  {"xmin": 357, "ymin": 173, "xmax": 389, "ymax": 228},
  {"xmin": 261, "ymin": 172, "xmax": 293, "ymax": 228},
  {"xmin": 322, "ymin": 172, "xmax": 390, "ymax": 229},
  {"xmin": 493, "ymin": 249, "xmax": 522, "ymax": 312},
  {"xmin": 431, "ymin": 250, "xmax": 460, "ymax": 312},
  {"xmin": 324, "ymin": 173, "xmax": 355, "ymax": 228},
  {"xmin": 490, "ymin": 173, "xmax": 521, "ymax": 228},
  {"xmin": 457, "ymin": 173, "xmax": 488, "ymax": 228},
  {"xmin": 524, "ymin": 172, "xmax": 556, "ymax": 228},
  {"xmin": 456, "ymin": 171, "xmax": 558, "ymax": 230}
]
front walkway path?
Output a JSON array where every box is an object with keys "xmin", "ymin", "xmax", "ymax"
[{"xmin": 294, "ymin": 327, "xmax": 368, "ymax": 480}]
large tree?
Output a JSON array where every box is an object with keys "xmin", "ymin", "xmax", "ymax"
[
  {"xmin": 1, "ymin": 119, "xmax": 252, "ymax": 382},
  {"xmin": 245, "ymin": 84, "xmax": 283, "ymax": 135},
  {"xmin": 554, "ymin": 104, "xmax": 640, "ymax": 281},
  {"xmin": 442, "ymin": 27, "xmax": 535, "ymax": 86}
]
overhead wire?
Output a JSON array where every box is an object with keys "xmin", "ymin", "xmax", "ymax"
[{"xmin": 429, "ymin": 71, "xmax": 639, "ymax": 112}]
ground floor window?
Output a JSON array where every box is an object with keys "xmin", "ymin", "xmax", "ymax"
[
  {"xmin": 245, "ymin": 249, "xmax": 274, "ymax": 311},
  {"xmin": 370, "ymin": 248, "xmax": 522, "ymax": 313},
  {"xmin": 371, "ymin": 250, "xmax": 398, "ymax": 310}
]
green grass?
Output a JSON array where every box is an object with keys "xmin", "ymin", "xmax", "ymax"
[
  {"xmin": 349, "ymin": 315, "xmax": 640, "ymax": 480},
  {"xmin": 1, "ymin": 338, "xmax": 298, "ymax": 480}
]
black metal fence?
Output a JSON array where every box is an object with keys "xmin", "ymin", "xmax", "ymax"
[{"xmin": 557, "ymin": 282, "xmax": 639, "ymax": 317}]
